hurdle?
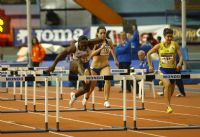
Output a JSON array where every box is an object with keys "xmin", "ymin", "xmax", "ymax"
[
  {"xmin": 1, "ymin": 76, "xmax": 49, "ymax": 133},
  {"xmin": 50, "ymin": 75, "xmax": 132, "ymax": 132},
  {"xmin": 0, "ymin": 67, "xmax": 65, "ymax": 102},
  {"xmin": 129, "ymin": 73, "xmax": 200, "ymax": 130},
  {"xmin": 30, "ymin": 75, "xmax": 86, "ymax": 113},
  {"xmin": 0, "ymin": 70, "xmax": 18, "ymax": 100},
  {"xmin": 31, "ymin": 69, "xmax": 142, "ymax": 113},
  {"xmin": 87, "ymin": 69, "xmax": 146, "ymax": 111}
]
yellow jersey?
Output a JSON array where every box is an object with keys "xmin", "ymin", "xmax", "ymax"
[{"xmin": 158, "ymin": 41, "xmax": 177, "ymax": 68}]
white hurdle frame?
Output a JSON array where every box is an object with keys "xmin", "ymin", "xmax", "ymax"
[
  {"xmin": 129, "ymin": 73, "xmax": 200, "ymax": 130},
  {"xmin": 51, "ymin": 75, "xmax": 131, "ymax": 132},
  {"xmin": 1, "ymin": 75, "xmax": 49, "ymax": 133}
]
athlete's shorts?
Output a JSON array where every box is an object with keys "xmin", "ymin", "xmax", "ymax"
[{"xmin": 160, "ymin": 67, "xmax": 176, "ymax": 84}]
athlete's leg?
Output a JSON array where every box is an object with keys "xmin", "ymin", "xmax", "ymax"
[
  {"xmin": 162, "ymin": 78, "xmax": 173, "ymax": 113},
  {"xmin": 85, "ymin": 70, "xmax": 97, "ymax": 100},
  {"xmin": 101, "ymin": 66, "xmax": 111, "ymax": 107}
]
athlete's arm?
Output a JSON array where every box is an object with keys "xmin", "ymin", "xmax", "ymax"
[
  {"xmin": 147, "ymin": 44, "xmax": 160, "ymax": 72},
  {"xmin": 79, "ymin": 38, "xmax": 103, "ymax": 49},
  {"xmin": 46, "ymin": 42, "xmax": 76, "ymax": 73},
  {"xmin": 90, "ymin": 42, "xmax": 106, "ymax": 57},
  {"xmin": 176, "ymin": 43, "xmax": 183, "ymax": 71}
]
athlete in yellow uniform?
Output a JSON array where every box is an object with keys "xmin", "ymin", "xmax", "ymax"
[{"xmin": 147, "ymin": 28, "xmax": 183, "ymax": 113}]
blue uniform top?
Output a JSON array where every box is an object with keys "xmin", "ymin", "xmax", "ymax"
[
  {"xmin": 115, "ymin": 39, "xmax": 132, "ymax": 63},
  {"xmin": 129, "ymin": 31, "xmax": 140, "ymax": 49},
  {"xmin": 139, "ymin": 58, "xmax": 149, "ymax": 73}
]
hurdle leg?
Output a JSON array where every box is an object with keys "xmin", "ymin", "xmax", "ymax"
[
  {"xmin": 44, "ymin": 78, "xmax": 49, "ymax": 131},
  {"xmin": 24, "ymin": 76, "xmax": 28, "ymax": 112},
  {"xmin": 122, "ymin": 77, "xmax": 127, "ymax": 129},
  {"xmin": 20, "ymin": 73, "xmax": 23, "ymax": 100},
  {"xmin": 92, "ymin": 90, "xmax": 95, "ymax": 110},
  {"xmin": 60, "ymin": 79, "xmax": 63, "ymax": 100},
  {"xmin": 133, "ymin": 77, "xmax": 137, "ymax": 129},
  {"xmin": 5, "ymin": 80, "xmax": 8, "ymax": 93},
  {"xmin": 33, "ymin": 77, "xmax": 36, "ymax": 111},
  {"xmin": 13, "ymin": 75, "xmax": 16, "ymax": 100},
  {"xmin": 83, "ymin": 93, "xmax": 87, "ymax": 110},
  {"xmin": 76, "ymin": 80, "xmax": 80, "ymax": 90},
  {"xmin": 141, "ymin": 79, "xmax": 145, "ymax": 109},
  {"xmin": 56, "ymin": 78, "xmax": 60, "ymax": 131}
]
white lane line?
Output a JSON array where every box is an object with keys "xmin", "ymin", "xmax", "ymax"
[
  {"xmin": 7, "ymin": 87, "xmax": 200, "ymax": 109},
  {"xmin": 1, "ymin": 88, "xmax": 200, "ymax": 118},
  {"xmin": 128, "ymin": 130, "xmax": 167, "ymax": 137},
  {"xmin": 0, "ymin": 120, "xmax": 73, "ymax": 137},
  {"xmin": 0, "ymin": 106, "xmax": 167, "ymax": 137},
  {"xmin": 27, "ymin": 87, "xmax": 200, "ymax": 109},
  {"xmin": 88, "ymin": 111, "xmax": 187, "ymax": 126}
]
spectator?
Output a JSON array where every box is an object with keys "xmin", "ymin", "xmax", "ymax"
[
  {"xmin": 157, "ymin": 36, "xmax": 162, "ymax": 43},
  {"xmin": 127, "ymin": 25, "xmax": 140, "ymax": 49},
  {"xmin": 148, "ymin": 33, "xmax": 158, "ymax": 47},
  {"xmin": 115, "ymin": 31, "xmax": 132, "ymax": 93},
  {"xmin": 32, "ymin": 36, "xmax": 46, "ymax": 87},
  {"xmin": 135, "ymin": 50, "xmax": 150, "ymax": 95},
  {"xmin": 32, "ymin": 36, "xmax": 46, "ymax": 68},
  {"xmin": 140, "ymin": 36, "xmax": 152, "ymax": 54},
  {"xmin": 127, "ymin": 25, "xmax": 140, "ymax": 60}
]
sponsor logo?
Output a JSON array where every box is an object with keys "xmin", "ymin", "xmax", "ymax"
[
  {"xmin": 86, "ymin": 76, "xmax": 104, "ymax": 80},
  {"xmin": 163, "ymin": 74, "xmax": 181, "ymax": 79},
  {"xmin": 0, "ymin": 71, "xmax": 8, "ymax": 75},
  {"xmin": 111, "ymin": 69, "xmax": 127, "ymax": 73},
  {"xmin": 6, "ymin": 77, "xmax": 23, "ymax": 81},
  {"xmin": 15, "ymin": 28, "xmax": 88, "ymax": 46},
  {"xmin": 53, "ymin": 70, "xmax": 68, "ymax": 74}
]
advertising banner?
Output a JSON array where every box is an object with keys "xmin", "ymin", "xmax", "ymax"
[
  {"xmin": 170, "ymin": 25, "xmax": 200, "ymax": 43},
  {"xmin": 90, "ymin": 26, "xmax": 123, "ymax": 46},
  {"xmin": 138, "ymin": 25, "xmax": 169, "ymax": 44},
  {"xmin": 13, "ymin": 27, "xmax": 90, "ymax": 46}
]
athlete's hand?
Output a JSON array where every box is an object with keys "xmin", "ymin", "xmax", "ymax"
[
  {"xmin": 45, "ymin": 66, "xmax": 55, "ymax": 74},
  {"xmin": 148, "ymin": 66, "xmax": 154, "ymax": 73},
  {"xmin": 176, "ymin": 63, "xmax": 182, "ymax": 71},
  {"xmin": 114, "ymin": 60, "xmax": 119, "ymax": 67},
  {"xmin": 100, "ymin": 42, "xmax": 106, "ymax": 49}
]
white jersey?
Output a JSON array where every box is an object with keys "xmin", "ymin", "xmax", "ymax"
[{"xmin": 72, "ymin": 42, "xmax": 91, "ymax": 63}]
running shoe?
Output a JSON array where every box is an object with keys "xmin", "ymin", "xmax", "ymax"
[
  {"xmin": 69, "ymin": 92, "xmax": 76, "ymax": 108},
  {"xmin": 104, "ymin": 101, "xmax": 110, "ymax": 108},
  {"xmin": 176, "ymin": 93, "xmax": 185, "ymax": 97},
  {"xmin": 166, "ymin": 106, "xmax": 173, "ymax": 114}
]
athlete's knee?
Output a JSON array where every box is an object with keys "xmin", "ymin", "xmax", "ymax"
[{"xmin": 83, "ymin": 83, "xmax": 90, "ymax": 92}]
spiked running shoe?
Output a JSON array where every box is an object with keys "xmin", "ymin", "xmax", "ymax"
[
  {"xmin": 166, "ymin": 106, "xmax": 173, "ymax": 114},
  {"xmin": 104, "ymin": 101, "xmax": 110, "ymax": 108}
]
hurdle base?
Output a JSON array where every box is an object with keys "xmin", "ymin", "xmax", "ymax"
[
  {"xmin": 0, "ymin": 98, "xmax": 16, "ymax": 101},
  {"xmin": 1, "ymin": 128, "xmax": 48, "ymax": 134},
  {"xmin": 29, "ymin": 108, "xmax": 86, "ymax": 113},
  {"xmin": 128, "ymin": 125, "xmax": 200, "ymax": 130},
  {"xmin": 87, "ymin": 107, "xmax": 144, "ymax": 111},
  {"xmin": 0, "ymin": 110, "xmax": 28, "ymax": 113},
  {"xmin": 49, "ymin": 127, "xmax": 126, "ymax": 132},
  {"xmin": 21, "ymin": 97, "xmax": 59, "ymax": 101}
]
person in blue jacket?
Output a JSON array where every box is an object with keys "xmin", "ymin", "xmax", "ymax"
[
  {"xmin": 115, "ymin": 31, "xmax": 132, "ymax": 92},
  {"xmin": 127, "ymin": 25, "xmax": 140, "ymax": 60},
  {"xmin": 135, "ymin": 50, "xmax": 150, "ymax": 94}
]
